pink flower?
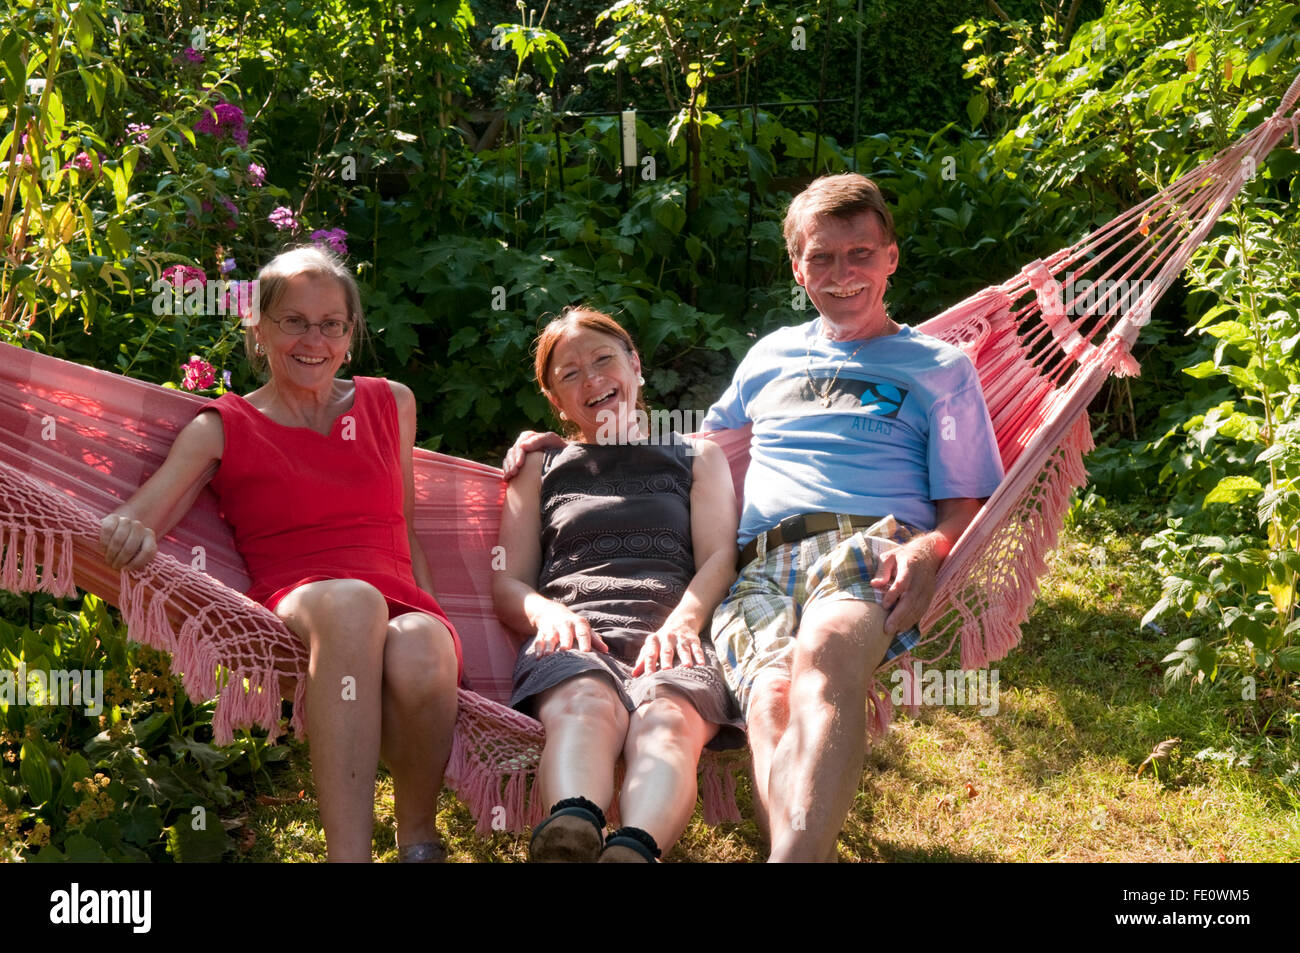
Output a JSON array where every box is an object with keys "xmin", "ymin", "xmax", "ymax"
[
  {"xmin": 246, "ymin": 162, "xmax": 266, "ymax": 187},
  {"xmin": 126, "ymin": 123, "xmax": 151, "ymax": 144},
  {"xmin": 310, "ymin": 227, "xmax": 348, "ymax": 256},
  {"xmin": 195, "ymin": 99, "xmax": 249, "ymax": 145},
  {"xmin": 70, "ymin": 151, "xmax": 95, "ymax": 172},
  {"xmin": 268, "ymin": 206, "xmax": 298, "ymax": 231},
  {"xmin": 183, "ymin": 47, "xmax": 205, "ymax": 64},
  {"xmin": 161, "ymin": 264, "xmax": 207, "ymax": 288},
  {"xmin": 181, "ymin": 356, "xmax": 216, "ymax": 391}
]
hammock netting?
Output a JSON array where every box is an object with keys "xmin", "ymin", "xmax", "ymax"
[{"xmin": 2, "ymin": 74, "xmax": 1296, "ymax": 835}]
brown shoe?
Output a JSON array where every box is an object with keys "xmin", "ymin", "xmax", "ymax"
[
  {"xmin": 530, "ymin": 799, "xmax": 605, "ymax": 863},
  {"xmin": 597, "ymin": 826, "xmax": 660, "ymax": 863}
]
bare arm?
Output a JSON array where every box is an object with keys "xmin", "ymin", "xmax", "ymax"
[
  {"xmin": 871, "ymin": 497, "xmax": 983, "ymax": 637},
  {"xmin": 99, "ymin": 410, "xmax": 224, "ymax": 570},
  {"xmin": 635, "ymin": 438, "xmax": 739, "ymax": 673},
  {"xmin": 390, "ymin": 380, "xmax": 438, "ymax": 597},
  {"xmin": 490, "ymin": 450, "xmax": 608, "ymax": 654}
]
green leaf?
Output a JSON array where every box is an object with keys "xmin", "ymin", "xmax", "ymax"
[
  {"xmin": 966, "ymin": 92, "xmax": 988, "ymax": 128},
  {"xmin": 1182, "ymin": 360, "xmax": 1223, "ymax": 379},
  {"xmin": 19, "ymin": 741, "xmax": 53, "ymax": 806},
  {"xmin": 1204, "ymin": 475, "xmax": 1263, "ymax": 504},
  {"xmin": 1276, "ymin": 646, "xmax": 1300, "ymax": 673},
  {"xmin": 166, "ymin": 816, "xmax": 231, "ymax": 863},
  {"xmin": 63, "ymin": 832, "xmax": 111, "ymax": 862}
]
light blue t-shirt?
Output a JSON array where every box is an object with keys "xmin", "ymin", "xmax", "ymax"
[{"xmin": 703, "ymin": 320, "xmax": 1004, "ymax": 545}]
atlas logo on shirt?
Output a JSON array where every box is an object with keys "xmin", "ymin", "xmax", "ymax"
[
  {"xmin": 802, "ymin": 376, "xmax": 910, "ymax": 418},
  {"xmin": 857, "ymin": 381, "xmax": 907, "ymax": 419}
]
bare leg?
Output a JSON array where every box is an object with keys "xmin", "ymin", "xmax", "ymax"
[
  {"xmin": 766, "ymin": 600, "xmax": 890, "ymax": 863},
  {"xmin": 276, "ymin": 579, "xmax": 389, "ymax": 863},
  {"xmin": 744, "ymin": 675, "xmax": 791, "ymax": 844},
  {"xmin": 619, "ymin": 689, "xmax": 717, "ymax": 853},
  {"xmin": 534, "ymin": 672, "xmax": 629, "ymax": 813},
  {"xmin": 379, "ymin": 612, "xmax": 459, "ymax": 849}
]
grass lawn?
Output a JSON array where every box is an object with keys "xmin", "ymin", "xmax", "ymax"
[{"xmin": 236, "ymin": 503, "xmax": 1300, "ymax": 862}]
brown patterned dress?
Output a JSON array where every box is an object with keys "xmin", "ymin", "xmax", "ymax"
[{"xmin": 509, "ymin": 436, "xmax": 744, "ymax": 749}]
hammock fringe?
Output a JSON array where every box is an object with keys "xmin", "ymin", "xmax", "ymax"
[{"xmin": 0, "ymin": 524, "xmax": 78, "ymax": 599}]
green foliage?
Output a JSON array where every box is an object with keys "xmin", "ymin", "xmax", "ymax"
[
  {"xmin": 1139, "ymin": 204, "xmax": 1300, "ymax": 690},
  {"xmin": 0, "ymin": 594, "xmax": 283, "ymax": 861},
  {"xmin": 964, "ymin": 0, "xmax": 1300, "ymax": 691}
]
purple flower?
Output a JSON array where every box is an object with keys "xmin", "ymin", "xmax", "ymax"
[
  {"xmin": 181, "ymin": 356, "xmax": 216, "ymax": 391},
  {"xmin": 220, "ymin": 197, "xmax": 239, "ymax": 228},
  {"xmin": 184, "ymin": 47, "xmax": 205, "ymax": 64},
  {"xmin": 65, "ymin": 152, "xmax": 95, "ymax": 173},
  {"xmin": 126, "ymin": 123, "xmax": 151, "ymax": 144},
  {"xmin": 194, "ymin": 98, "xmax": 249, "ymax": 145},
  {"xmin": 194, "ymin": 110, "xmax": 219, "ymax": 136},
  {"xmin": 214, "ymin": 103, "xmax": 244, "ymax": 126},
  {"xmin": 219, "ymin": 257, "xmax": 237, "ymax": 276},
  {"xmin": 246, "ymin": 162, "xmax": 266, "ymax": 187},
  {"xmin": 222, "ymin": 369, "xmax": 232, "ymax": 389},
  {"xmin": 161, "ymin": 264, "xmax": 207, "ymax": 288},
  {"xmin": 310, "ymin": 227, "xmax": 348, "ymax": 256},
  {"xmin": 268, "ymin": 206, "xmax": 298, "ymax": 231}
]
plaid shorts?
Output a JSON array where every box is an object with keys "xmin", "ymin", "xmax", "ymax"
[{"xmin": 711, "ymin": 514, "xmax": 923, "ymax": 719}]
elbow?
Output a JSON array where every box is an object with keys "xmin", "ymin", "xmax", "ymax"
[{"xmin": 490, "ymin": 573, "xmax": 514, "ymax": 615}]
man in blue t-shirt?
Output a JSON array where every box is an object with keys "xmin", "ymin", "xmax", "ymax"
[{"xmin": 704, "ymin": 173, "xmax": 1003, "ymax": 862}]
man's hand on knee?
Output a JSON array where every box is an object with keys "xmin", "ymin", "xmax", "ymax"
[{"xmin": 870, "ymin": 535, "xmax": 941, "ymax": 637}]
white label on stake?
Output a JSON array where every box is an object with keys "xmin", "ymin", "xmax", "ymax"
[{"xmin": 621, "ymin": 110, "xmax": 637, "ymax": 168}]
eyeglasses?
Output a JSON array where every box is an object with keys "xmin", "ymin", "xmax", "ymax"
[{"xmin": 270, "ymin": 315, "xmax": 353, "ymax": 338}]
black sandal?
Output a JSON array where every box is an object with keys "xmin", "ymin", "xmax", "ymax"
[
  {"xmin": 529, "ymin": 797, "xmax": 606, "ymax": 863},
  {"xmin": 598, "ymin": 825, "xmax": 661, "ymax": 863}
]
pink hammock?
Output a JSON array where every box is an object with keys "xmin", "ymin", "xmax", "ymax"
[{"xmin": 2, "ymin": 72, "xmax": 1297, "ymax": 835}]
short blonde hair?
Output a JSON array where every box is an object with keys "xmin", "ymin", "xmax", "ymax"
[
  {"xmin": 243, "ymin": 246, "xmax": 366, "ymax": 375},
  {"xmin": 783, "ymin": 173, "xmax": 897, "ymax": 261}
]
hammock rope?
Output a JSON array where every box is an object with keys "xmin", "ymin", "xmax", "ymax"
[{"xmin": 2, "ymin": 71, "xmax": 1296, "ymax": 834}]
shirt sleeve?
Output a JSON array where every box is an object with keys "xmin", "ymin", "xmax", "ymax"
[
  {"xmin": 927, "ymin": 365, "xmax": 1004, "ymax": 501},
  {"xmin": 702, "ymin": 358, "xmax": 752, "ymax": 431}
]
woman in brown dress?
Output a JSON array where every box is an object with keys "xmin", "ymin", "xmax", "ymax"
[{"xmin": 492, "ymin": 307, "xmax": 743, "ymax": 862}]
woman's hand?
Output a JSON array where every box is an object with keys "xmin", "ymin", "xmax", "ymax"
[
  {"xmin": 99, "ymin": 514, "xmax": 158, "ymax": 571},
  {"xmin": 632, "ymin": 620, "xmax": 706, "ymax": 675},
  {"xmin": 530, "ymin": 602, "xmax": 609, "ymax": 656},
  {"xmin": 502, "ymin": 430, "xmax": 565, "ymax": 480}
]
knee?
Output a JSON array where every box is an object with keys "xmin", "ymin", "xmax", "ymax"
[
  {"xmin": 298, "ymin": 579, "xmax": 389, "ymax": 631},
  {"xmin": 796, "ymin": 616, "xmax": 874, "ymax": 685},
  {"xmin": 747, "ymin": 678, "xmax": 790, "ymax": 733},
  {"xmin": 383, "ymin": 616, "xmax": 457, "ymax": 705},
  {"xmin": 631, "ymin": 696, "xmax": 695, "ymax": 743},
  {"xmin": 539, "ymin": 675, "xmax": 623, "ymax": 727}
]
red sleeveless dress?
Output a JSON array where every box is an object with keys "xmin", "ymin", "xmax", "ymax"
[{"xmin": 204, "ymin": 377, "xmax": 463, "ymax": 680}]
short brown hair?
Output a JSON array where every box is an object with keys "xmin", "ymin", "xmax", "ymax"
[
  {"xmin": 533, "ymin": 306, "xmax": 645, "ymax": 435},
  {"xmin": 783, "ymin": 173, "xmax": 897, "ymax": 261},
  {"xmin": 243, "ymin": 245, "xmax": 367, "ymax": 376}
]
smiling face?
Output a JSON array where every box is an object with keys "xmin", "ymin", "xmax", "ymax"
[
  {"xmin": 255, "ymin": 273, "xmax": 353, "ymax": 392},
  {"xmin": 543, "ymin": 326, "xmax": 642, "ymax": 443},
  {"xmin": 791, "ymin": 210, "xmax": 899, "ymax": 342}
]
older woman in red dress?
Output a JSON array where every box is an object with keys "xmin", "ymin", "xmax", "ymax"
[{"xmin": 100, "ymin": 247, "xmax": 459, "ymax": 862}]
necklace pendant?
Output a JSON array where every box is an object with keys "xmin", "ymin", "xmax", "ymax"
[{"xmin": 820, "ymin": 395, "xmax": 831, "ymax": 408}]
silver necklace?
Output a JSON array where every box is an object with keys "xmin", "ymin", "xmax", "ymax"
[{"xmin": 806, "ymin": 336, "xmax": 869, "ymax": 408}]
